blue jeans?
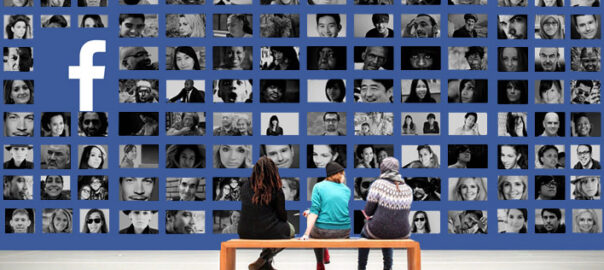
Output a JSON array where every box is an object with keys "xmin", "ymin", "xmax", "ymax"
[{"xmin": 357, "ymin": 227, "xmax": 393, "ymax": 270}]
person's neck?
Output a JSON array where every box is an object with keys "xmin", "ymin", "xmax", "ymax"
[
  {"xmin": 324, "ymin": 130, "xmax": 338, "ymax": 135},
  {"xmin": 134, "ymin": 226, "xmax": 146, "ymax": 234},
  {"xmin": 417, "ymin": 228, "xmax": 426, "ymax": 233},
  {"xmin": 13, "ymin": 158, "xmax": 25, "ymax": 166},
  {"xmin": 582, "ymin": 160, "xmax": 593, "ymax": 168}
]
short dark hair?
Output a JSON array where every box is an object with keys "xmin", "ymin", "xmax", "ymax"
[
  {"xmin": 578, "ymin": 144, "xmax": 592, "ymax": 153},
  {"xmin": 576, "ymin": 80, "xmax": 594, "ymax": 89},
  {"xmin": 119, "ymin": 14, "xmax": 145, "ymax": 25},
  {"xmin": 427, "ymin": 113, "xmax": 436, "ymax": 120},
  {"xmin": 464, "ymin": 112, "xmax": 478, "ymax": 120},
  {"xmin": 323, "ymin": 112, "xmax": 340, "ymax": 122},
  {"xmin": 416, "ymin": 14, "xmax": 437, "ymax": 27},
  {"xmin": 541, "ymin": 208, "xmax": 562, "ymax": 220},
  {"xmin": 537, "ymin": 145, "xmax": 559, "ymax": 165},
  {"xmin": 464, "ymin": 14, "xmax": 478, "ymax": 22},
  {"xmin": 316, "ymin": 14, "xmax": 341, "ymax": 25},
  {"xmin": 465, "ymin": 46, "xmax": 484, "ymax": 59},
  {"xmin": 372, "ymin": 14, "xmax": 389, "ymax": 24}
]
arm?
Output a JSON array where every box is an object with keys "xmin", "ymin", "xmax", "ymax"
[
  {"xmin": 363, "ymin": 182, "xmax": 380, "ymax": 216},
  {"xmin": 168, "ymin": 89, "xmax": 185, "ymax": 103},
  {"xmin": 301, "ymin": 212, "xmax": 318, "ymax": 240},
  {"xmin": 274, "ymin": 190, "xmax": 288, "ymax": 222}
]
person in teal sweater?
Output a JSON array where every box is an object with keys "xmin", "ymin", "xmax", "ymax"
[{"xmin": 301, "ymin": 162, "xmax": 351, "ymax": 270}]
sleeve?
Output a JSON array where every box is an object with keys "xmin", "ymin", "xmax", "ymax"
[
  {"xmin": 363, "ymin": 181, "xmax": 380, "ymax": 216},
  {"xmin": 169, "ymin": 89, "xmax": 185, "ymax": 102},
  {"xmin": 435, "ymin": 123, "xmax": 440, "ymax": 133},
  {"xmin": 274, "ymin": 190, "xmax": 288, "ymax": 221},
  {"xmin": 309, "ymin": 184, "xmax": 322, "ymax": 215},
  {"xmin": 423, "ymin": 123, "xmax": 429, "ymax": 134}
]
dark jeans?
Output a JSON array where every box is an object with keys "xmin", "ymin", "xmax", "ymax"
[
  {"xmin": 310, "ymin": 226, "xmax": 350, "ymax": 264},
  {"xmin": 357, "ymin": 227, "xmax": 393, "ymax": 270}
]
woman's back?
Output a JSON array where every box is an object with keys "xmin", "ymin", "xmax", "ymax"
[
  {"xmin": 238, "ymin": 180, "xmax": 291, "ymax": 239},
  {"xmin": 364, "ymin": 179, "xmax": 413, "ymax": 239}
]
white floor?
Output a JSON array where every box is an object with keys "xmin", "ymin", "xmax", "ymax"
[{"xmin": 0, "ymin": 250, "xmax": 603, "ymax": 270}]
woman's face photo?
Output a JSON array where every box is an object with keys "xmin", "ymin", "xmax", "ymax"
[
  {"xmin": 500, "ymin": 146, "xmax": 520, "ymax": 169},
  {"xmin": 579, "ymin": 177, "xmax": 599, "ymax": 197},
  {"xmin": 576, "ymin": 116, "xmax": 591, "ymax": 136},
  {"xmin": 10, "ymin": 80, "xmax": 31, "ymax": 104},
  {"xmin": 541, "ymin": 148, "xmax": 559, "ymax": 168},
  {"xmin": 12, "ymin": 21, "xmax": 27, "ymax": 39},
  {"xmin": 236, "ymin": 119, "xmax": 248, "ymax": 133},
  {"xmin": 84, "ymin": 18, "xmax": 96, "ymax": 28},
  {"xmin": 414, "ymin": 213, "xmax": 427, "ymax": 230},
  {"xmin": 53, "ymin": 211, "xmax": 69, "ymax": 232},
  {"xmin": 91, "ymin": 178, "xmax": 102, "ymax": 191},
  {"xmin": 228, "ymin": 47, "xmax": 246, "ymax": 69},
  {"xmin": 127, "ymin": 147, "xmax": 137, "ymax": 160},
  {"xmin": 502, "ymin": 176, "xmax": 524, "ymax": 199},
  {"xmin": 464, "ymin": 115, "xmax": 476, "ymax": 129},
  {"xmin": 326, "ymin": 84, "xmax": 342, "ymax": 101},
  {"xmin": 502, "ymin": 48, "xmax": 519, "ymax": 72},
  {"xmin": 507, "ymin": 209, "xmax": 525, "ymax": 231},
  {"xmin": 540, "ymin": 181, "xmax": 557, "ymax": 198},
  {"xmin": 87, "ymin": 212, "xmax": 103, "ymax": 233},
  {"xmin": 313, "ymin": 145, "xmax": 336, "ymax": 168},
  {"xmin": 416, "ymin": 80, "xmax": 428, "ymax": 99},
  {"xmin": 578, "ymin": 211, "xmax": 595, "ymax": 232},
  {"xmin": 49, "ymin": 115, "xmax": 64, "ymax": 137},
  {"xmin": 458, "ymin": 149, "xmax": 471, "ymax": 162},
  {"xmin": 281, "ymin": 180, "xmax": 296, "ymax": 200},
  {"xmin": 542, "ymin": 18, "xmax": 560, "ymax": 37},
  {"xmin": 377, "ymin": 150, "xmax": 388, "ymax": 165},
  {"xmin": 506, "ymin": 82, "xmax": 521, "ymax": 103},
  {"xmin": 178, "ymin": 148, "xmax": 196, "ymax": 168},
  {"xmin": 179, "ymin": 17, "xmax": 193, "ymax": 37},
  {"xmin": 176, "ymin": 52, "xmax": 195, "ymax": 70},
  {"xmin": 460, "ymin": 81, "xmax": 475, "ymax": 103},
  {"xmin": 542, "ymin": 84, "xmax": 561, "ymax": 104},
  {"xmin": 514, "ymin": 116, "xmax": 525, "ymax": 135},
  {"xmin": 80, "ymin": 186, "xmax": 91, "ymax": 199},
  {"xmin": 220, "ymin": 145, "xmax": 247, "ymax": 168},
  {"xmin": 459, "ymin": 178, "xmax": 478, "ymax": 201},
  {"xmin": 6, "ymin": 48, "xmax": 20, "ymax": 71},
  {"xmin": 419, "ymin": 148, "xmax": 433, "ymax": 167},
  {"xmin": 87, "ymin": 147, "xmax": 103, "ymax": 168},
  {"xmin": 361, "ymin": 147, "xmax": 374, "ymax": 163},
  {"xmin": 227, "ymin": 16, "xmax": 244, "ymax": 37}
]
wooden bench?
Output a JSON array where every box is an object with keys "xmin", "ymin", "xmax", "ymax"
[{"xmin": 220, "ymin": 239, "xmax": 421, "ymax": 270}]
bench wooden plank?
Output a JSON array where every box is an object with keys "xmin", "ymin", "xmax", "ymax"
[{"xmin": 220, "ymin": 239, "xmax": 421, "ymax": 270}]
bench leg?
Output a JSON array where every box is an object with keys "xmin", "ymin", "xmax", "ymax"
[
  {"xmin": 220, "ymin": 246, "xmax": 236, "ymax": 270},
  {"xmin": 407, "ymin": 247, "xmax": 421, "ymax": 270}
]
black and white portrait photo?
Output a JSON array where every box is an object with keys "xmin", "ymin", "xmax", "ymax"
[
  {"xmin": 571, "ymin": 47, "xmax": 600, "ymax": 72},
  {"xmin": 402, "ymin": 112, "xmax": 440, "ymax": 135},
  {"xmin": 497, "ymin": 112, "xmax": 528, "ymax": 137},
  {"xmin": 570, "ymin": 14, "xmax": 600, "ymax": 40},
  {"xmin": 119, "ymin": 47, "xmax": 159, "ymax": 70},
  {"xmin": 535, "ymin": 47, "xmax": 565, "ymax": 72},
  {"xmin": 307, "ymin": 14, "xmax": 346, "ymax": 37},
  {"xmin": 535, "ymin": 208, "xmax": 565, "ymax": 233},
  {"xmin": 570, "ymin": 144, "xmax": 601, "ymax": 169},
  {"xmin": 166, "ymin": 177, "xmax": 205, "ymax": 201},
  {"xmin": 354, "ymin": 144, "xmax": 393, "ymax": 168},
  {"xmin": 307, "ymin": 46, "xmax": 347, "ymax": 70},
  {"xmin": 409, "ymin": 211, "xmax": 440, "ymax": 234},
  {"xmin": 307, "ymin": 112, "xmax": 346, "ymax": 136},
  {"xmin": 78, "ymin": 112, "xmax": 108, "ymax": 137},
  {"xmin": 212, "ymin": 14, "xmax": 252, "ymax": 37},
  {"xmin": 307, "ymin": 79, "xmax": 346, "ymax": 103},
  {"xmin": 213, "ymin": 177, "xmax": 243, "ymax": 201},
  {"xmin": 118, "ymin": 79, "xmax": 159, "ymax": 103},
  {"xmin": 354, "ymin": 79, "xmax": 393, "ymax": 103},
  {"xmin": 401, "ymin": 145, "xmax": 440, "ymax": 169},
  {"xmin": 77, "ymin": 145, "xmax": 108, "ymax": 169},
  {"xmin": 41, "ymin": 15, "xmax": 70, "ymax": 28},
  {"xmin": 405, "ymin": 177, "xmax": 441, "ymax": 201},
  {"xmin": 447, "ymin": 144, "xmax": 488, "ymax": 169},
  {"xmin": 119, "ymin": 210, "xmax": 159, "ymax": 234},
  {"xmin": 448, "ymin": 210, "xmax": 488, "ymax": 234},
  {"xmin": 401, "ymin": 79, "xmax": 440, "ymax": 103},
  {"xmin": 166, "ymin": 210, "xmax": 205, "ymax": 234},
  {"xmin": 166, "ymin": 112, "xmax": 205, "ymax": 136},
  {"xmin": 535, "ymin": 15, "xmax": 565, "ymax": 39},
  {"xmin": 3, "ymin": 47, "xmax": 33, "ymax": 72},
  {"xmin": 571, "ymin": 80, "xmax": 600, "ymax": 104},
  {"xmin": 535, "ymin": 80, "xmax": 564, "ymax": 104},
  {"xmin": 259, "ymin": 79, "xmax": 299, "ymax": 103},
  {"xmin": 4, "ymin": 112, "xmax": 34, "ymax": 137},
  {"xmin": 354, "ymin": 177, "xmax": 375, "ymax": 200},
  {"xmin": 166, "ymin": 46, "xmax": 205, "ymax": 70},
  {"xmin": 281, "ymin": 177, "xmax": 300, "ymax": 200},
  {"xmin": 498, "ymin": 15, "xmax": 527, "ymax": 39},
  {"xmin": 497, "ymin": 208, "xmax": 527, "ymax": 233},
  {"xmin": 448, "ymin": 177, "xmax": 487, "ymax": 201},
  {"xmin": 213, "ymin": 210, "xmax": 240, "ymax": 234},
  {"xmin": 40, "ymin": 175, "xmax": 70, "ymax": 200},
  {"xmin": 447, "ymin": 79, "xmax": 488, "ymax": 103},
  {"xmin": 4, "ymin": 15, "xmax": 33, "ymax": 39},
  {"xmin": 120, "ymin": 0, "xmax": 158, "ymax": 5},
  {"xmin": 4, "ymin": 144, "xmax": 34, "ymax": 170},
  {"xmin": 5, "ymin": 208, "xmax": 34, "ymax": 233},
  {"xmin": 498, "ymin": 80, "xmax": 528, "ymax": 104},
  {"xmin": 78, "ymin": 175, "xmax": 108, "ymax": 200},
  {"xmin": 119, "ymin": 177, "xmax": 159, "ymax": 201},
  {"xmin": 259, "ymin": 14, "xmax": 300, "ymax": 38},
  {"xmin": 119, "ymin": 112, "xmax": 159, "ymax": 136},
  {"xmin": 261, "ymin": 113, "xmax": 299, "ymax": 136},
  {"xmin": 401, "ymin": 14, "xmax": 440, "ymax": 38},
  {"xmin": 260, "ymin": 144, "xmax": 300, "ymax": 168},
  {"xmin": 353, "ymin": 46, "xmax": 393, "ymax": 70},
  {"xmin": 212, "ymin": 79, "xmax": 252, "ymax": 103},
  {"xmin": 535, "ymin": 145, "xmax": 565, "ymax": 169},
  {"xmin": 260, "ymin": 47, "xmax": 300, "ymax": 70},
  {"xmin": 497, "ymin": 176, "xmax": 528, "ymax": 200},
  {"xmin": 401, "ymin": 46, "xmax": 440, "ymax": 70},
  {"xmin": 118, "ymin": 14, "xmax": 158, "ymax": 38},
  {"xmin": 355, "ymin": 112, "xmax": 394, "ymax": 136},
  {"xmin": 572, "ymin": 209, "xmax": 602, "ymax": 233},
  {"xmin": 570, "ymin": 113, "xmax": 601, "ymax": 137},
  {"xmin": 570, "ymin": 176, "xmax": 600, "ymax": 200},
  {"xmin": 448, "ymin": 14, "xmax": 487, "ymax": 38},
  {"xmin": 42, "ymin": 208, "xmax": 73, "ymax": 233},
  {"xmin": 306, "ymin": 144, "xmax": 346, "ymax": 168},
  {"xmin": 166, "ymin": 144, "xmax": 205, "ymax": 169},
  {"xmin": 4, "ymin": 79, "xmax": 34, "ymax": 104},
  {"xmin": 166, "ymin": 79, "xmax": 205, "ymax": 103},
  {"xmin": 213, "ymin": 46, "xmax": 252, "ymax": 70},
  {"xmin": 354, "ymin": 14, "xmax": 394, "ymax": 38},
  {"xmin": 80, "ymin": 209, "xmax": 109, "ymax": 233},
  {"xmin": 3, "ymin": 175, "xmax": 33, "ymax": 200},
  {"xmin": 534, "ymin": 112, "xmax": 565, "ymax": 137},
  {"xmin": 119, "ymin": 144, "xmax": 159, "ymax": 169},
  {"xmin": 212, "ymin": 145, "xmax": 253, "ymax": 169},
  {"xmin": 40, "ymin": 144, "xmax": 70, "ymax": 169},
  {"xmin": 448, "ymin": 112, "xmax": 487, "ymax": 136},
  {"xmin": 166, "ymin": 14, "xmax": 205, "ymax": 38},
  {"xmin": 497, "ymin": 47, "xmax": 528, "ymax": 72},
  {"xmin": 213, "ymin": 112, "xmax": 252, "ymax": 136},
  {"xmin": 448, "ymin": 47, "xmax": 487, "ymax": 70}
]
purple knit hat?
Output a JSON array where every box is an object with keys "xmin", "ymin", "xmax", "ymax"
[{"xmin": 380, "ymin": 157, "xmax": 399, "ymax": 173}]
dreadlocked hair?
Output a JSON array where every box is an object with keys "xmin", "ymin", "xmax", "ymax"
[{"xmin": 251, "ymin": 156, "xmax": 282, "ymax": 205}]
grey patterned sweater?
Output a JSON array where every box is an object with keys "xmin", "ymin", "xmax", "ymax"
[{"xmin": 363, "ymin": 173, "xmax": 413, "ymax": 239}]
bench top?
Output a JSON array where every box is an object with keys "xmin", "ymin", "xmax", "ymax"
[{"xmin": 222, "ymin": 239, "xmax": 420, "ymax": 249}]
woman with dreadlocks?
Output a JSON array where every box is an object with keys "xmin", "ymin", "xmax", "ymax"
[{"xmin": 239, "ymin": 156, "xmax": 295, "ymax": 270}]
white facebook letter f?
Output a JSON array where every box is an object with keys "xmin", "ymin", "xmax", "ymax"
[{"xmin": 69, "ymin": 40, "xmax": 106, "ymax": 111}]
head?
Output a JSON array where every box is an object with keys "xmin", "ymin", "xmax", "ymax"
[
  {"xmin": 125, "ymin": 210, "xmax": 156, "ymax": 231},
  {"xmin": 359, "ymin": 79, "xmax": 393, "ymax": 103},
  {"xmin": 83, "ymin": 209, "xmax": 108, "ymax": 233},
  {"xmin": 10, "ymin": 0, "xmax": 30, "ymax": 6},
  {"xmin": 573, "ymin": 15, "xmax": 598, "ymax": 39},
  {"xmin": 4, "ymin": 112, "xmax": 34, "ymax": 137},
  {"xmin": 4, "ymin": 80, "xmax": 33, "ymax": 104},
  {"xmin": 168, "ymin": 145, "xmax": 204, "ymax": 169},
  {"xmin": 45, "ymin": 145, "xmax": 70, "ymax": 169},
  {"xmin": 354, "ymin": 177, "xmax": 374, "ymax": 200},
  {"xmin": 325, "ymin": 79, "xmax": 346, "ymax": 102},
  {"xmin": 119, "ymin": 14, "xmax": 145, "ymax": 37},
  {"xmin": 498, "ymin": 176, "xmax": 527, "ymax": 200},
  {"xmin": 580, "ymin": 47, "xmax": 600, "ymax": 72},
  {"xmin": 43, "ymin": 15, "xmax": 68, "ymax": 28},
  {"xmin": 459, "ymin": 79, "xmax": 476, "ymax": 103},
  {"xmin": 6, "ymin": 145, "xmax": 31, "ymax": 164},
  {"xmin": 408, "ymin": 48, "xmax": 436, "ymax": 70},
  {"xmin": 356, "ymin": 145, "xmax": 375, "ymax": 166},
  {"xmin": 9, "ymin": 209, "xmax": 31, "ymax": 233},
  {"xmin": 575, "ymin": 209, "xmax": 599, "ymax": 233},
  {"xmin": 43, "ymin": 175, "xmax": 64, "ymax": 199},
  {"xmin": 4, "ymin": 176, "xmax": 30, "ymax": 200},
  {"xmin": 506, "ymin": 112, "xmax": 527, "ymax": 137},
  {"xmin": 317, "ymin": 47, "xmax": 338, "ymax": 70},
  {"xmin": 500, "ymin": 80, "xmax": 526, "ymax": 104},
  {"xmin": 538, "ymin": 145, "xmax": 560, "ymax": 169},
  {"xmin": 173, "ymin": 46, "xmax": 200, "ymax": 70},
  {"xmin": 120, "ymin": 177, "xmax": 155, "ymax": 201},
  {"xmin": 49, "ymin": 209, "xmax": 71, "ymax": 233},
  {"xmin": 573, "ymin": 176, "xmax": 600, "ymax": 199},
  {"xmin": 499, "ymin": 145, "xmax": 523, "ymax": 169},
  {"xmin": 123, "ymin": 144, "xmax": 137, "ymax": 161},
  {"xmin": 538, "ymin": 48, "xmax": 560, "ymax": 72},
  {"xmin": 312, "ymin": 144, "xmax": 339, "ymax": 168},
  {"xmin": 262, "ymin": 80, "xmax": 285, "ymax": 102},
  {"xmin": 4, "ymin": 47, "xmax": 33, "ymax": 72},
  {"xmin": 409, "ymin": 14, "xmax": 438, "ymax": 38},
  {"xmin": 263, "ymin": 145, "xmax": 295, "ymax": 168},
  {"xmin": 227, "ymin": 14, "xmax": 251, "ymax": 37},
  {"xmin": 6, "ymin": 15, "xmax": 31, "ymax": 39},
  {"xmin": 465, "ymin": 47, "xmax": 484, "ymax": 70},
  {"xmin": 404, "ymin": 115, "xmax": 414, "ymax": 126},
  {"xmin": 463, "ymin": 112, "xmax": 477, "ymax": 129},
  {"xmin": 89, "ymin": 176, "xmax": 104, "ymax": 192},
  {"xmin": 361, "ymin": 123, "xmax": 370, "ymax": 134},
  {"xmin": 42, "ymin": 113, "xmax": 66, "ymax": 137},
  {"xmin": 499, "ymin": 47, "xmax": 524, "ymax": 72},
  {"xmin": 499, "ymin": 15, "xmax": 527, "ymax": 39},
  {"xmin": 574, "ymin": 114, "xmax": 592, "ymax": 137},
  {"xmin": 541, "ymin": 208, "xmax": 562, "ymax": 232},
  {"xmin": 178, "ymin": 14, "xmax": 204, "ymax": 37},
  {"xmin": 81, "ymin": 15, "xmax": 104, "ymax": 28},
  {"xmin": 215, "ymin": 145, "xmax": 250, "ymax": 168},
  {"xmin": 542, "ymin": 112, "xmax": 560, "ymax": 136},
  {"xmin": 371, "ymin": 14, "xmax": 390, "ymax": 35},
  {"xmin": 455, "ymin": 145, "xmax": 472, "ymax": 164},
  {"xmin": 540, "ymin": 15, "xmax": 562, "ymax": 39},
  {"xmin": 316, "ymin": 14, "xmax": 342, "ymax": 37},
  {"xmin": 576, "ymin": 144, "xmax": 594, "ymax": 167},
  {"xmin": 135, "ymin": 80, "xmax": 155, "ymax": 103},
  {"xmin": 408, "ymin": 79, "xmax": 431, "ymax": 102},
  {"xmin": 417, "ymin": 145, "xmax": 437, "ymax": 168},
  {"xmin": 225, "ymin": 46, "xmax": 247, "ymax": 69},
  {"xmin": 121, "ymin": 47, "xmax": 153, "ymax": 70},
  {"xmin": 323, "ymin": 112, "xmax": 341, "ymax": 133},
  {"xmin": 269, "ymin": 46, "xmax": 300, "ymax": 69},
  {"xmin": 463, "ymin": 14, "xmax": 477, "ymax": 31},
  {"xmin": 505, "ymin": 208, "xmax": 527, "ymax": 232},
  {"xmin": 454, "ymin": 177, "xmax": 486, "ymax": 201},
  {"xmin": 281, "ymin": 178, "xmax": 298, "ymax": 201},
  {"xmin": 79, "ymin": 185, "xmax": 91, "ymax": 199},
  {"xmin": 79, "ymin": 145, "xmax": 105, "ymax": 169},
  {"xmin": 250, "ymin": 156, "xmax": 282, "ymax": 205},
  {"xmin": 461, "ymin": 210, "xmax": 483, "ymax": 231},
  {"xmin": 427, "ymin": 113, "xmax": 436, "ymax": 124},
  {"xmin": 269, "ymin": 115, "xmax": 279, "ymax": 128},
  {"xmin": 167, "ymin": 210, "xmax": 197, "ymax": 233},
  {"xmin": 538, "ymin": 80, "xmax": 562, "ymax": 104},
  {"xmin": 412, "ymin": 211, "xmax": 430, "ymax": 233},
  {"xmin": 79, "ymin": 112, "xmax": 108, "ymax": 136},
  {"xmin": 361, "ymin": 46, "xmax": 388, "ymax": 70},
  {"xmin": 572, "ymin": 80, "xmax": 594, "ymax": 104}
]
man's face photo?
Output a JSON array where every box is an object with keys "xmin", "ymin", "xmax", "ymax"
[
  {"xmin": 10, "ymin": 212, "xmax": 30, "ymax": 233},
  {"xmin": 360, "ymin": 79, "xmax": 391, "ymax": 102},
  {"xmin": 575, "ymin": 15, "xmax": 598, "ymax": 39},
  {"xmin": 122, "ymin": 47, "xmax": 153, "ymax": 70},
  {"xmin": 45, "ymin": 145, "xmax": 69, "ymax": 169},
  {"xmin": 543, "ymin": 113, "xmax": 560, "ymax": 136},
  {"xmin": 573, "ymin": 82, "xmax": 593, "ymax": 103},
  {"xmin": 499, "ymin": 15, "xmax": 527, "ymax": 39},
  {"xmin": 137, "ymin": 82, "xmax": 153, "ymax": 102},
  {"xmin": 464, "ymin": 17, "xmax": 476, "ymax": 31},
  {"xmin": 373, "ymin": 17, "xmax": 389, "ymax": 35},
  {"xmin": 575, "ymin": 116, "xmax": 591, "ymax": 137},
  {"xmin": 324, "ymin": 113, "xmax": 339, "ymax": 133},
  {"xmin": 119, "ymin": 16, "xmax": 145, "ymax": 37},
  {"xmin": 121, "ymin": 177, "xmax": 154, "ymax": 201},
  {"xmin": 410, "ymin": 52, "xmax": 433, "ymax": 69},
  {"xmin": 361, "ymin": 46, "xmax": 387, "ymax": 70},
  {"xmin": 539, "ymin": 48, "xmax": 559, "ymax": 71},
  {"xmin": 581, "ymin": 48, "xmax": 600, "ymax": 71},
  {"xmin": 6, "ymin": 176, "xmax": 28, "ymax": 199},
  {"xmin": 263, "ymin": 84, "xmax": 284, "ymax": 102},
  {"xmin": 4, "ymin": 112, "xmax": 34, "ymax": 137},
  {"xmin": 265, "ymin": 145, "xmax": 294, "ymax": 168},
  {"xmin": 317, "ymin": 15, "xmax": 341, "ymax": 37},
  {"xmin": 44, "ymin": 176, "xmax": 63, "ymax": 198},
  {"xmin": 129, "ymin": 210, "xmax": 152, "ymax": 230},
  {"xmin": 466, "ymin": 52, "xmax": 482, "ymax": 70},
  {"xmin": 81, "ymin": 112, "xmax": 104, "ymax": 136},
  {"xmin": 318, "ymin": 47, "xmax": 337, "ymax": 70},
  {"xmin": 172, "ymin": 211, "xmax": 196, "ymax": 234},
  {"xmin": 542, "ymin": 210, "xmax": 560, "ymax": 232},
  {"xmin": 178, "ymin": 178, "xmax": 199, "ymax": 201},
  {"xmin": 577, "ymin": 145, "xmax": 593, "ymax": 166},
  {"xmin": 9, "ymin": 146, "xmax": 29, "ymax": 163},
  {"xmin": 411, "ymin": 15, "xmax": 436, "ymax": 37}
]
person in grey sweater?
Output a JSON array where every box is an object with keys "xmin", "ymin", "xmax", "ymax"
[{"xmin": 357, "ymin": 157, "xmax": 413, "ymax": 270}]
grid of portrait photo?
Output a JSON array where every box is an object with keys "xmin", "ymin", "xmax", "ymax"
[{"xmin": 1, "ymin": 0, "xmax": 603, "ymax": 249}]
